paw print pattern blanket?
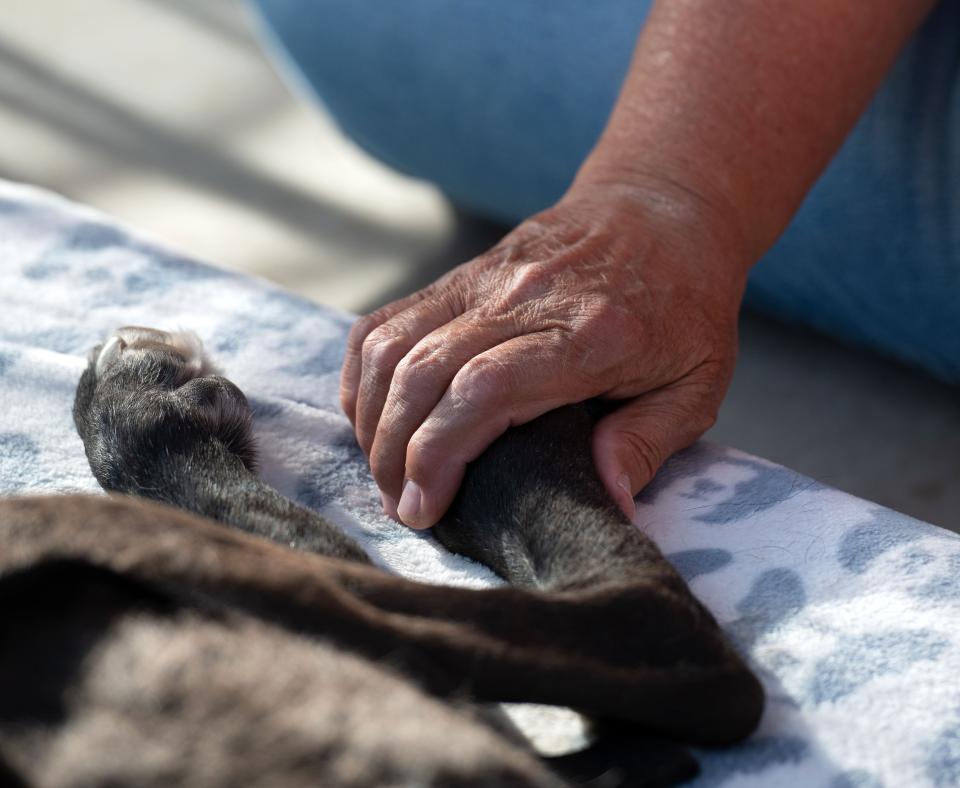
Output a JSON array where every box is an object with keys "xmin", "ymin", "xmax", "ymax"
[{"xmin": 0, "ymin": 180, "xmax": 958, "ymax": 787}]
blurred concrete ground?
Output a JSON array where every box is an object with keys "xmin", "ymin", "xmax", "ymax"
[{"xmin": 0, "ymin": 0, "xmax": 956, "ymax": 530}]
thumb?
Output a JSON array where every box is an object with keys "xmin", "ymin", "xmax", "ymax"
[{"xmin": 592, "ymin": 382, "xmax": 717, "ymax": 520}]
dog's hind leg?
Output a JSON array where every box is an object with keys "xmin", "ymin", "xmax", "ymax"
[
  {"xmin": 73, "ymin": 327, "xmax": 370, "ymax": 563},
  {"xmin": 431, "ymin": 402, "xmax": 765, "ymax": 745}
]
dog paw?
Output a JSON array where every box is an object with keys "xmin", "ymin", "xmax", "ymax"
[{"xmin": 74, "ymin": 327, "xmax": 255, "ymax": 492}]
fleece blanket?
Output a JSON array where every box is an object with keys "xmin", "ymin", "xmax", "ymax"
[{"xmin": 0, "ymin": 179, "xmax": 958, "ymax": 787}]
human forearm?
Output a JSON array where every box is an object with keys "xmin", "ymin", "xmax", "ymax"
[
  {"xmin": 343, "ymin": 0, "xmax": 936, "ymax": 529},
  {"xmin": 575, "ymin": 0, "xmax": 935, "ymax": 261}
]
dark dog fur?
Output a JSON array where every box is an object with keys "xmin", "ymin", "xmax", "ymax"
[{"xmin": 0, "ymin": 327, "xmax": 763, "ymax": 787}]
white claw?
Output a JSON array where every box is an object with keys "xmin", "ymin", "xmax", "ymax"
[{"xmin": 95, "ymin": 334, "xmax": 126, "ymax": 378}]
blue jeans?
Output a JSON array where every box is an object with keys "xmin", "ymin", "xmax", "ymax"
[{"xmin": 251, "ymin": 1, "xmax": 960, "ymax": 383}]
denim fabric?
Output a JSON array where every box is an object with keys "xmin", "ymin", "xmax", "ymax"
[{"xmin": 251, "ymin": 0, "xmax": 960, "ymax": 382}]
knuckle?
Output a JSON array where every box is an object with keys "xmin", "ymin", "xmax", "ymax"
[
  {"xmin": 392, "ymin": 341, "xmax": 443, "ymax": 391},
  {"xmin": 405, "ymin": 432, "xmax": 446, "ymax": 480},
  {"xmin": 361, "ymin": 326, "xmax": 408, "ymax": 372},
  {"xmin": 390, "ymin": 357, "xmax": 417, "ymax": 393},
  {"xmin": 451, "ymin": 356, "xmax": 508, "ymax": 412},
  {"xmin": 486, "ymin": 262, "xmax": 552, "ymax": 313},
  {"xmin": 511, "ymin": 261, "xmax": 552, "ymax": 295}
]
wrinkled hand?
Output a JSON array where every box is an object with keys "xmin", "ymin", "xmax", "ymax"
[{"xmin": 340, "ymin": 182, "xmax": 750, "ymax": 528}]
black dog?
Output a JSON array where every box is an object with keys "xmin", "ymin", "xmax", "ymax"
[{"xmin": 0, "ymin": 327, "xmax": 762, "ymax": 787}]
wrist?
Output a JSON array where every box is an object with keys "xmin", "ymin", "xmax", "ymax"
[{"xmin": 565, "ymin": 160, "xmax": 756, "ymax": 280}]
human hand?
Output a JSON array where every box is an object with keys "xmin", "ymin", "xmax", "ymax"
[{"xmin": 340, "ymin": 180, "xmax": 750, "ymax": 528}]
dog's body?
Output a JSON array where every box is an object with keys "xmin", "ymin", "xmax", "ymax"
[{"xmin": 0, "ymin": 328, "xmax": 762, "ymax": 787}]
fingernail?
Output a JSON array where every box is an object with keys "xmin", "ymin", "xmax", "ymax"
[{"xmin": 397, "ymin": 479, "xmax": 423, "ymax": 527}]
